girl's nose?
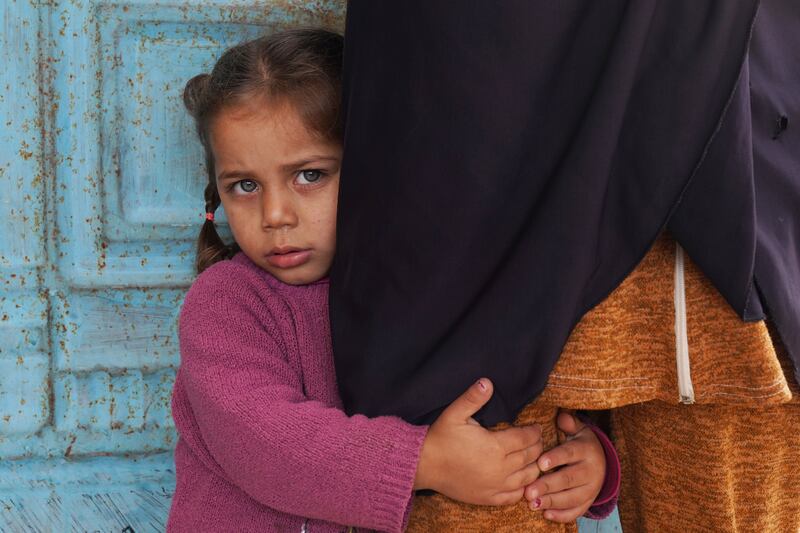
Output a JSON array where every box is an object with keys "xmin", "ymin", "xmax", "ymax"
[{"xmin": 261, "ymin": 189, "xmax": 298, "ymax": 230}]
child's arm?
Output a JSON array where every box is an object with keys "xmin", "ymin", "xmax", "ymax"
[
  {"xmin": 524, "ymin": 410, "xmax": 620, "ymax": 522},
  {"xmin": 176, "ymin": 269, "xmax": 541, "ymax": 532},
  {"xmin": 178, "ymin": 278, "xmax": 419, "ymax": 533}
]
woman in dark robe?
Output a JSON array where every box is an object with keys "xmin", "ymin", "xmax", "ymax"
[{"xmin": 331, "ymin": 1, "xmax": 800, "ymax": 531}]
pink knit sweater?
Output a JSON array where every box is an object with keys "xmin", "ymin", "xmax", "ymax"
[
  {"xmin": 168, "ymin": 253, "xmax": 428, "ymax": 533},
  {"xmin": 168, "ymin": 253, "xmax": 619, "ymax": 532}
]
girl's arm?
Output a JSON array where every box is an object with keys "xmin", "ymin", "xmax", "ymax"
[
  {"xmin": 176, "ymin": 273, "xmax": 424, "ymax": 533},
  {"xmin": 175, "ymin": 268, "xmax": 543, "ymax": 532}
]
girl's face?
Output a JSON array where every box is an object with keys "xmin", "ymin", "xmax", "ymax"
[{"xmin": 209, "ymin": 99, "xmax": 341, "ymax": 285}]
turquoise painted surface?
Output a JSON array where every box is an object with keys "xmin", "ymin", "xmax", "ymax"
[
  {"xmin": 0, "ymin": 1, "xmax": 621, "ymax": 530},
  {"xmin": 579, "ymin": 511, "xmax": 622, "ymax": 533}
]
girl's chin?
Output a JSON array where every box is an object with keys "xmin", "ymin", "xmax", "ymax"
[{"xmin": 267, "ymin": 264, "xmax": 328, "ymax": 285}]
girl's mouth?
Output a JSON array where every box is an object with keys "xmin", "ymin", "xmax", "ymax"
[{"xmin": 265, "ymin": 247, "xmax": 312, "ymax": 268}]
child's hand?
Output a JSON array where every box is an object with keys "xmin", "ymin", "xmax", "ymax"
[
  {"xmin": 414, "ymin": 378, "xmax": 543, "ymax": 506},
  {"xmin": 524, "ymin": 410, "xmax": 606, "ymax": 522}
]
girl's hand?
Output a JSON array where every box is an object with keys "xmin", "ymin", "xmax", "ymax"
[
  {"xmin": 414, "ymin": 378, "xmax": 543, "ymax": 506},
  {"xmin": 524, "ymin": 410, "xmax": 606, "ymax": 522}
]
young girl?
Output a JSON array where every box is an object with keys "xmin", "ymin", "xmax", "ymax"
[{"xmin": 168, "ymin": 29, "xmax": 617, "ymax": 532}]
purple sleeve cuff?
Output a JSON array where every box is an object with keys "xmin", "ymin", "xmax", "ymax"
[
  {"xmin": 399, "ymin": 425, "xmax": 428, "ymax": 532},
  {"xmin": 582, "ymin": 421, "xmax": 620, "ymax": 520}
]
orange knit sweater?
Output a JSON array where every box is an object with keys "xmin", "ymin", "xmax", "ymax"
[{"xmin": 407, "ymin": 233, "xmax": 799, "ymax": 532}]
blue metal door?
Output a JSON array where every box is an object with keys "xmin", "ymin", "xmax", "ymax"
[{"xmin": 0, "ymin": 1, "xmax": 344, "ymax": 530}]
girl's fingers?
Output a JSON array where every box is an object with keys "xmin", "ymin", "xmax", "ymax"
[
  {"xmin": 495, "ymin": 424, "xmax": 543, "ymax": 454},
  {"xmin": 529, "ymin": 485, "xmax": 592, "ymax": 513},
  {"xmin": 439, "ymin": 378, "xmax": 494, "ymax": 422},
  {"xmin": 488, "ymin": 488, "xmax": 525, "ymax": 507},
  {"xmin": 542, "ymin": 505, "xmax": 589, "ymax": 523},
  {"xmin": 538, "ymin": 439, "xmax": 582, "ymax": 471},
  {"xmin": 555, "ymin": 410, "xmax": 584, "ymax": 436},
  {"xmin": 524, "ymin": 464, "xmax": 588, "ymax": 501},
  {"xmin": 507, "ymin": 440, "xmax": 543, "ymax": 470},
  {"xmin": 503, "ymin": 461, "xmax": 541, "ymax": 491}
]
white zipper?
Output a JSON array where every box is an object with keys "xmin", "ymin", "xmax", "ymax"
[{"xmin": 674, "ymin": 242, "xmax": 695, "ymax": 404}]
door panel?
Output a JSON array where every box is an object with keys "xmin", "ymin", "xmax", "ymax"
[{"xmin": 1, "ymin": 1, "xmax": 345, "ymax": 530}]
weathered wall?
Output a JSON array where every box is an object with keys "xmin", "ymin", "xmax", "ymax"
[{"xmin": 0, "ymin": 1, "xmax": 344, "ymax": 530}]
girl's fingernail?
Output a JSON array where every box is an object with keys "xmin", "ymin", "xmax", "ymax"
[
  {"xmin": 477, "ymin": 379, "xmax": 487, "ymax": 391},
  {"xmin": 532, "ymin": 498, "xmax": 542, "ymax": 509},
  {"xmin": 540, "ymin": 458, "xmax": 550, "ymax": 469}
]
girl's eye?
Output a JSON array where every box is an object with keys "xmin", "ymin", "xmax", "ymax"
[
  {"xmin": 233, "ymin": 179, "xmax": 258, "ymax": 194},
  {"xmin": 296, "ymin": 169, "xmax": 323, "ymax": 185}
]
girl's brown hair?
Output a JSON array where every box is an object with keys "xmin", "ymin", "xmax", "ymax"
[{"xmin": 183, "ymin": 28, "xmax": 344, "ymax": 273}]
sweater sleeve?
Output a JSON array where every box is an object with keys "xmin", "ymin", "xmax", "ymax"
[
  {"xmin": 579, "ymin": 417, "xmax": 620, "ymax": 520},
  {"xmin": 177, "ymin": 268, "xmax": 428, "ymax": 533}
]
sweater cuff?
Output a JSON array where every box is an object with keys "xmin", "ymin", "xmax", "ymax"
[
  {"xmin": 367, "ymin": 422, "xmax": 429, "ymax": 533},
  {"xmin": 583, "ymin": 422, "xmax": 620, "ymax": 520}
]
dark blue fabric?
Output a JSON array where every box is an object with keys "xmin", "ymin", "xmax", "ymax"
[
  {"xmin": 750, "ymin": 0, "xmax": 800, "ymax": 386},
  {"xmin": 331, "ymin": 0, "xmax": 798, "ymax": 426}
]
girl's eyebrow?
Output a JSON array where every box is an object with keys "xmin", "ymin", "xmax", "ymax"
[
  {"xmin": 217, "ymin": 156, "xmax": 341, "ymax": 181},
  {"xmin": 279, "ymin": 156, "xmax": 340, "ymax": 171},
  {"xmin": 217, "ymin": 170, "xmax": 257, "ymax": 182}
]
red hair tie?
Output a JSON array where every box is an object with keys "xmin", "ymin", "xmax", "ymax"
[{"xmin": 205, "ymin": 212, "xmax": 215, "ymax": 222}]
